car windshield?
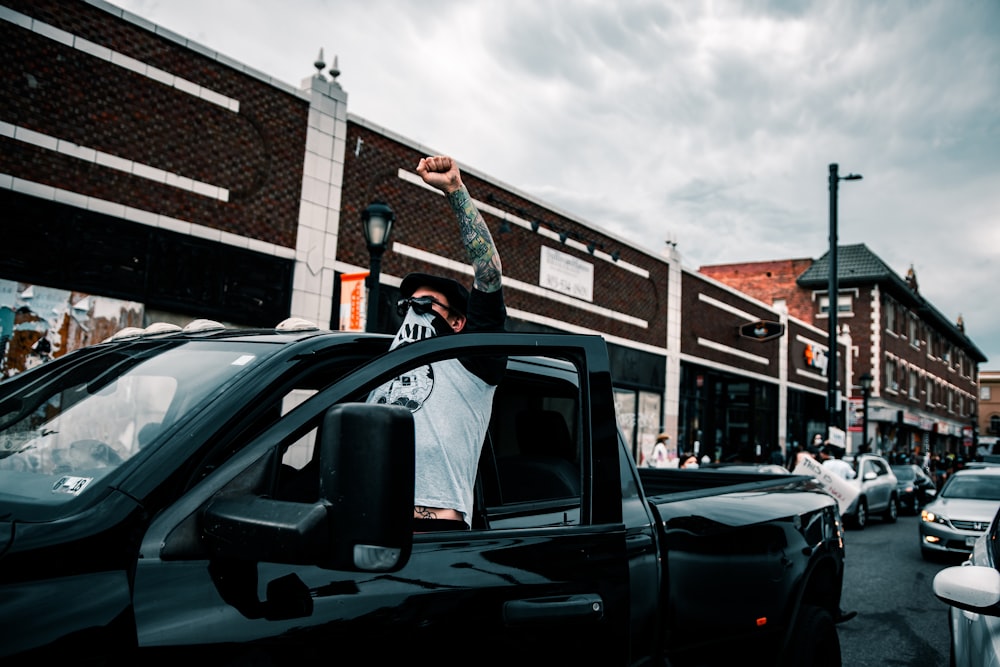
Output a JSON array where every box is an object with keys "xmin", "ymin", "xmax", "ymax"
[
  {"xmin": 0, "ymin": 340, "xmax": 279, "ymax": 508},
  {"xmin": 892, "ymin": 466, "xmax": 915, "ymax": 481},
  {"xmin": 941, "ymin": 475, "xmax": 1000, "ymax": 501}
]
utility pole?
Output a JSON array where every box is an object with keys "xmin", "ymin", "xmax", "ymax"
[{"xmin": 827, "ymin": 164, "xmax": 862, "ymax": 434}]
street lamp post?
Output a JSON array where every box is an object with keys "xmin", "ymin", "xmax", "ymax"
[
  {"xmin": 361, "ymin": 201, "xmax": 395, "ymax": 332},
  {"xmin": 859, "ymin": 373, "xmax": 873, "ymax": 453},
  {"xmin": 827, "ymin": 164, "xmax": 863, "ymax": 435}
]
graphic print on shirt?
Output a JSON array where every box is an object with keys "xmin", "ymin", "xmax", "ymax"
[
  {"xmin": 369, "ymin": 364, "xmax": 434, "ymax": 412},
  {"xmin": 369, "ymin": 308, "xmax": 439, "ymax": 412}
]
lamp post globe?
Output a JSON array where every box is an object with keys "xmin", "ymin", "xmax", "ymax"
[{"xmin": 361, "ymin": 201, "xmax": 395, "ymax": 332}]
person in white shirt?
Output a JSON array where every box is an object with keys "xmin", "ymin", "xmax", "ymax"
[
  {"xmin": 650, "ymin": 433, "xmax": 670, "ymax": 468},
  {"xmin": 819, "ymin": 445, "xmax": 856, "ymax": 480}
]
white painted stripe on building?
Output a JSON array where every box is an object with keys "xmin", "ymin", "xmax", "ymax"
[
  {"xmin": 698, "ymin": 291, "xmax": 759, "ymax": 321},
  {"xmin": 795, "ymin": 368, "xmax": 828, "ymax": 383},
  {"xmin": 0, "ymin": 6, "xmax": 241, "ymax": 113},
  {"xmin": 696, "ymin": 337, "xmax": 770, "ymax": 365},
  {"xmin": 392, "ymin": 242, "xmax": 648, "ymax": 329},
  {"xmin": 1, "ymin": 172, "xmax": 293, "ymax": 260},
  {"xmin": 679, "ymin": 352, "xmax": 778, "ymax": 385},
  {"xmin": 1, "ymin": 122, "xmax": 230, "ymax": 202},
  {"xmin": 397, "ymin": 168, "xmax": 651, "ymax": 279},
  {"xmin": 331, "ymin": 260, "xmax": 666, "ymax": 357}
]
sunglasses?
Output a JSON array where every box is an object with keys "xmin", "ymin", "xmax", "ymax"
[{"xmin": 396, "ymin": 295, "xmax": 454, "ymax": 317}]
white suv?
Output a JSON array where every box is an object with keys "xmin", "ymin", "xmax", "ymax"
[{"xmin": 843, "ymin": 453, "xmax": 899, "ymax": 529}]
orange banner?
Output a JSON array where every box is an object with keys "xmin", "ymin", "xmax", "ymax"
[{"xmin": 339, "ymin": 272, "xmax": 368, "ymax": 332}]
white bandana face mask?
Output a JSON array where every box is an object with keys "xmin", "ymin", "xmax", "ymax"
[{"xmin": 389, "ymin": 308, "xmax": 443, "ymax": 351}]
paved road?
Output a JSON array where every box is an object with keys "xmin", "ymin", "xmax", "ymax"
[{"xmin": 837, "ymin": 511, "xmax": 965, "ymax": 666}]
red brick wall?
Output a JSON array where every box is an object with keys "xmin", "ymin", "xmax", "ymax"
[
  {"xmin": 341, "ymin": 123, "xmax": 669, "ymax": 347},
  {"xmin": 1, "ymin": 0, "xmax": 308, "ymax": 248},
  {"xmin": 699, "ymin": 259, "xmax": 816, "ymax": 322}
]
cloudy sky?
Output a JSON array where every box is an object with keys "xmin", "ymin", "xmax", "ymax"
[{"xmin": 113, "ymin": 0, "xmax": 1000, "ymax": 367}]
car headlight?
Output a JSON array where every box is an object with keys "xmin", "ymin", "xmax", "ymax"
[{"xmin": 921, "ymin": 509, "xmax": 945, "ymax": 524}]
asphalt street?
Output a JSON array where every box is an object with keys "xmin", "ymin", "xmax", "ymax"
[{"xmin": 838, "ymin": 512, "xmax": 964, "ymax": 666}]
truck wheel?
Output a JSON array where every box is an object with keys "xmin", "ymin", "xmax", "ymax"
[
  {"xmin": 883, "ymin": 494, "xmax": 898, "ymax": 523},
  {"xmin": 784, "ymin": 605, "xmax": 841, "ymax": 667}
]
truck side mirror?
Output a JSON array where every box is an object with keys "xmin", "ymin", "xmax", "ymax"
[
  {"xmin": 320, "ymin": 402, "xmax": 415, "ymax": 572},
  {"xmin": 201, "ymin": 403, "xmax": 415, "ymax": 573}
]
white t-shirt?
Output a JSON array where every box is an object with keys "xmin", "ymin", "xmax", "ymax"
[
  {"xmin": 823, "ymin": 458, "xmax": 857, "ymax": 480},
  {"xmin": 368, "ymin": 303, "xmax": 502, "ymax": 524},
  {"xmin": 650, "ymin": 441, "xmax": 669, "ymax": 468}
]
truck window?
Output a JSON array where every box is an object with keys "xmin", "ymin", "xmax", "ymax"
[
  {"xmin": 202, "ymin": 351, "xmax": 585, "ymax": 538},
  {"xmin": 479, "ymin": 355, "xmax": 583, "ymax": 529}
]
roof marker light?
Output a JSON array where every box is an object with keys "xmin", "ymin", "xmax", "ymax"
[
  {"xmin": 108, "ymin": 327, "xmax": 145, "ymax": 341},
  {"xmin": 183, "ymin": 319, "xmax": 226, "ymax": 333},
  {"xmin": 143, "ymin": 322, "xmax": 183, "ymax": 335},
  {"xmin": 275, "ymin": 317, "xmax": 319, "ymax": 332}
]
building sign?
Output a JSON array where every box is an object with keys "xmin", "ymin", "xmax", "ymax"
[
  {"xmin": 803, "ymin": 343, "xmax": 829, "ymax": 376},
  {"xmin": 338, "ymin": 272, "xmax": 368, "ymax": 332},
  {"xmin": 848, "ymin": 397, "xmax": 864, "ymax": 432},
  {"xmin": 539, "ymin": 246, "xmax": 594, "ymax": 301},
  {"xmin": 739, "ymin": 320, "xmax": 784, "ymax": 341}
]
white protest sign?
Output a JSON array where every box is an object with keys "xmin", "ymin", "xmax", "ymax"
[{"xmin": 793, "ymin": 455, "xmax": 860, "ymax": 516}]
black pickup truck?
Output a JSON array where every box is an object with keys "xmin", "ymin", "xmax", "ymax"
[{"xmin": 0, "ymin": 320, "xmax": 847, "ymax": 666}]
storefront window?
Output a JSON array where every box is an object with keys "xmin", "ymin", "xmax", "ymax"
[{"xmin": 614, "ymin": 388, "xmax": 663, "ymax": 466}]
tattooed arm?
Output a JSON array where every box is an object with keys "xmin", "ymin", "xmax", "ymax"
[{"xmin": 416, "ymin": 156, "xmax": 503, "ymax": 293}]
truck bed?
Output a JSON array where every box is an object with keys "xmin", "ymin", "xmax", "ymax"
[{"xmin": 638, "ymin": 466, "xmax": 815, "ymax": 502}]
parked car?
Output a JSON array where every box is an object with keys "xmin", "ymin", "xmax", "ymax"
[
  {"xmin": 932, "ymin": 503, "xmax": 1000, "ymax": 667},
  {"xmin": 891, "ymin": 464, "xmax": 937, "ymax": 514},
  {"xmin": 920, "ymin": 466, "xmax": 1000, "ymax": 560},
  {"xmin": 842, "ymin": 453, "xmax": 899, "ymax": 529}
]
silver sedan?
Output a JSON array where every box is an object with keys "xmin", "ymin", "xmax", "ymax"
[{"xmin": 920, "ymin": 466, "xmax": 1000, "ymax": 560}]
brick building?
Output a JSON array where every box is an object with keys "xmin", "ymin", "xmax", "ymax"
[
  {"xmin": 5, "ymin": 0, "xmax": 961, "ymax": 467},
  {"xmin": 979, "ymin": 370, "xmax": 1000, "ymax": 456},
  {"xmin": 675, "ymin": 267, "xmax": 844, "ymax": 463},
  {"xmin": 701, "ymin": 244, "xmax": 986, "ymax": 459}
]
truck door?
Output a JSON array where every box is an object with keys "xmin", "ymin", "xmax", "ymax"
[{"xmin": 131, "ymin": 333, "xmax": 630, "ymax": 663}]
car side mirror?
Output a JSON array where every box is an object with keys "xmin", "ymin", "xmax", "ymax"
[
  {"xmin": 863, "ymin": 471, "xmax": 877, "ymax": 481},
  {"xmin": 933, "ymin": 565, "xmax": 1000, "ymax": 616}
]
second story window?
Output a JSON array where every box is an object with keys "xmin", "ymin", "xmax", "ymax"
[
  {"xmin": 886, "ymin": 359, "xmax": 898, "ymax": 392},
  {"xmin": 886, "ymin": 298, "xmax": 897, "ymax": 332},
  {"xmin": 819, "ymin": 293, "xmax": 853, "ymax": 317}
]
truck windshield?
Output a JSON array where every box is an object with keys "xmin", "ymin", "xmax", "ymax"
[{"xmin": 0, "ymin": 340, "xmax": 279, "ymax": 509}]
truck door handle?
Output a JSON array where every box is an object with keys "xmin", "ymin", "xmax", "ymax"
[
  {"xmin": 503, "ymin": 594, "xmax": 604, "ymax": 626},
  {"xmin": 626, "ymin": 533, "xmax": 654, "ymax": 555}
]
